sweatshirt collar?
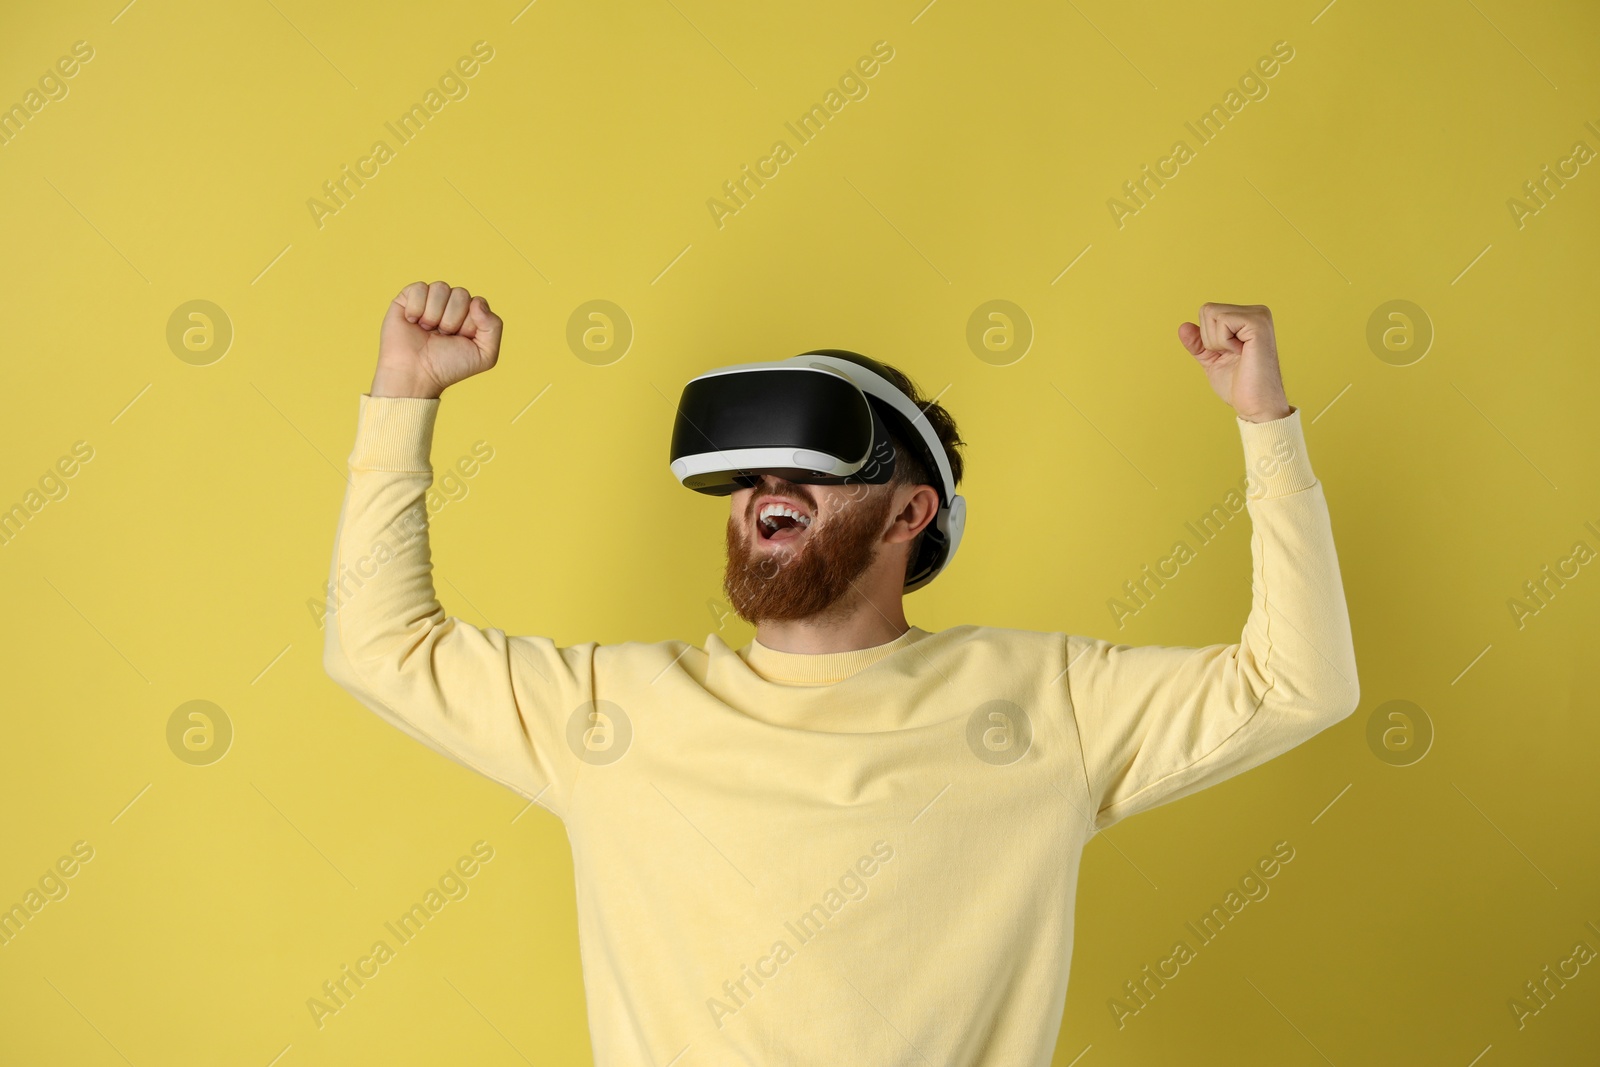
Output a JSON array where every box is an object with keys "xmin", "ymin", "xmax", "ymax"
[{"xmin": 739, "ymin": 626, "xmax": 932, "ymax": 686}]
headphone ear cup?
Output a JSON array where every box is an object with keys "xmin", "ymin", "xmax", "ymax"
[
  {"xmin": 903, "ymin": 505, "xmax": 946, "ymax": 591},
  {"xmin": 945, "ymin": 495, "xmax": 966, "ymax": 552},
  {"xmin": 903, "ymin": 494, "xmax": 964, "ymax": 591}
]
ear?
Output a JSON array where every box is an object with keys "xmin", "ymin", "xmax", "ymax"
[{"xmin": 886, "ymin": 484, "xmax": 941, "ymax": 544}]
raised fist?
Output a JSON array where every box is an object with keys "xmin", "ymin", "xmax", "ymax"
[
  {"xmin": 1177, "ymin": 302, "xmax": 1292, "ymax": 423},
  {"xmin": 373, "ymin": 281, "xmax": 503, "ymax": 399}
]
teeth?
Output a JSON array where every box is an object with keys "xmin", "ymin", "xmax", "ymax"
[{"xmin": 758, "ymin": 503, "xmax": 812, "ymax": 531}]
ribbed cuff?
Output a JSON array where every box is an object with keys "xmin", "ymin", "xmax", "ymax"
[
  {"xmin": 1237, "ymin": 406, "xmax": 1315, "ymax": 500},
  {"xmin": 348, "ymin": 393, "xmax": 440, "ymax": 472}
]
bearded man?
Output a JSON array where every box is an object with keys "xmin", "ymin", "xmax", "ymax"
[{"xmin": 323, "ymin": 280, "xmax": 1358, "ymax": 1064}]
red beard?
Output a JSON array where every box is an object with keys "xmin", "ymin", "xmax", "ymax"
[{"xmin": 722, "ymin": 486, "xmax": 896, "ymax": 624}]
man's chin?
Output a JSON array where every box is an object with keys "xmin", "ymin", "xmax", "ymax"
[{"xmin": 725, "ymin": 549, "xmax": 835, "ymax": 624}]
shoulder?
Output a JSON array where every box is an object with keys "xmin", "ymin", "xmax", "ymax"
[
  {"xmin": 592, "ymin": 636, "xmax": 707, "ymax": 667},
  {"xmin": 921, "ymin": 623, "xmax": 1073, "ymax": 664}
]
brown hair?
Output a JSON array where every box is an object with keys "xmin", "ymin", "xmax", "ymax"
[{"xmin": 805, "ymin": 350, "xmax": 966, "ymax": 580}]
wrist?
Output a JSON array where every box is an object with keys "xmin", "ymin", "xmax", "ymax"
[
  {"xmin": 371, "ymin": 362, "xmax": 443, "ymax": 399},
  {"xmin": 1237, "ymin": 401, "xmax": 1293, "ymax": 423}
]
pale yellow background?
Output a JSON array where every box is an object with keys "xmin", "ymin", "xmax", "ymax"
[{"xmin": 2, "ymin": 0, "xmax": 1597, "ymax": 1064}]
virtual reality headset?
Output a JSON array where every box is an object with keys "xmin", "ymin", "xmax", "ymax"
[{"xmin": 669, "ymin": 350, "xmax": 966, "ymax": 592}]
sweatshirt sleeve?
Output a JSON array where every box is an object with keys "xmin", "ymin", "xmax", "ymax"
[
  {"xmin": 1064, "ymin": 408, "xmax": 1359, "ymax": 833},
  {"xmin": 321, "ymin": 393, "xmax": 590, "ymax": 819}
]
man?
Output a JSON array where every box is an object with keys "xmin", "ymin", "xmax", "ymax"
[{"xmin": 323, "ymin": 280, "xmax": 1359, "ymax": 1064}]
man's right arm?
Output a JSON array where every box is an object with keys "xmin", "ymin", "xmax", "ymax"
[{"xmin": 321, "ymin": 282, "xmax": 591, "ymax": 817}]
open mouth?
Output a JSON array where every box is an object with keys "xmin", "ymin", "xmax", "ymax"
[{"xmin": 757, "ymin": 501, "xmax": 813, "ymax": 543}]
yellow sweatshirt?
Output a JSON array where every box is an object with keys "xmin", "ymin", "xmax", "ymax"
[{"xmin": 322, "ymin": 394, "xmax": 1359, "ymax": 1065}]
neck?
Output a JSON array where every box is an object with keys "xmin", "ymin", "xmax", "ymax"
[{"xmin": 753, "ymin": 573, "xmax": 911, "ymax": 654}]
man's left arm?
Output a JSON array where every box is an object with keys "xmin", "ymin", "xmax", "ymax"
[{"xmin": 1064, "ymin": 303, "xmax": 1360, "ymax": 833}]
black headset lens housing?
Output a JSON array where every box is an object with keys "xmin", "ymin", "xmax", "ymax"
[{"xmin": 670, "ymin": 366, "xmax": 904, "ymax": 494}]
